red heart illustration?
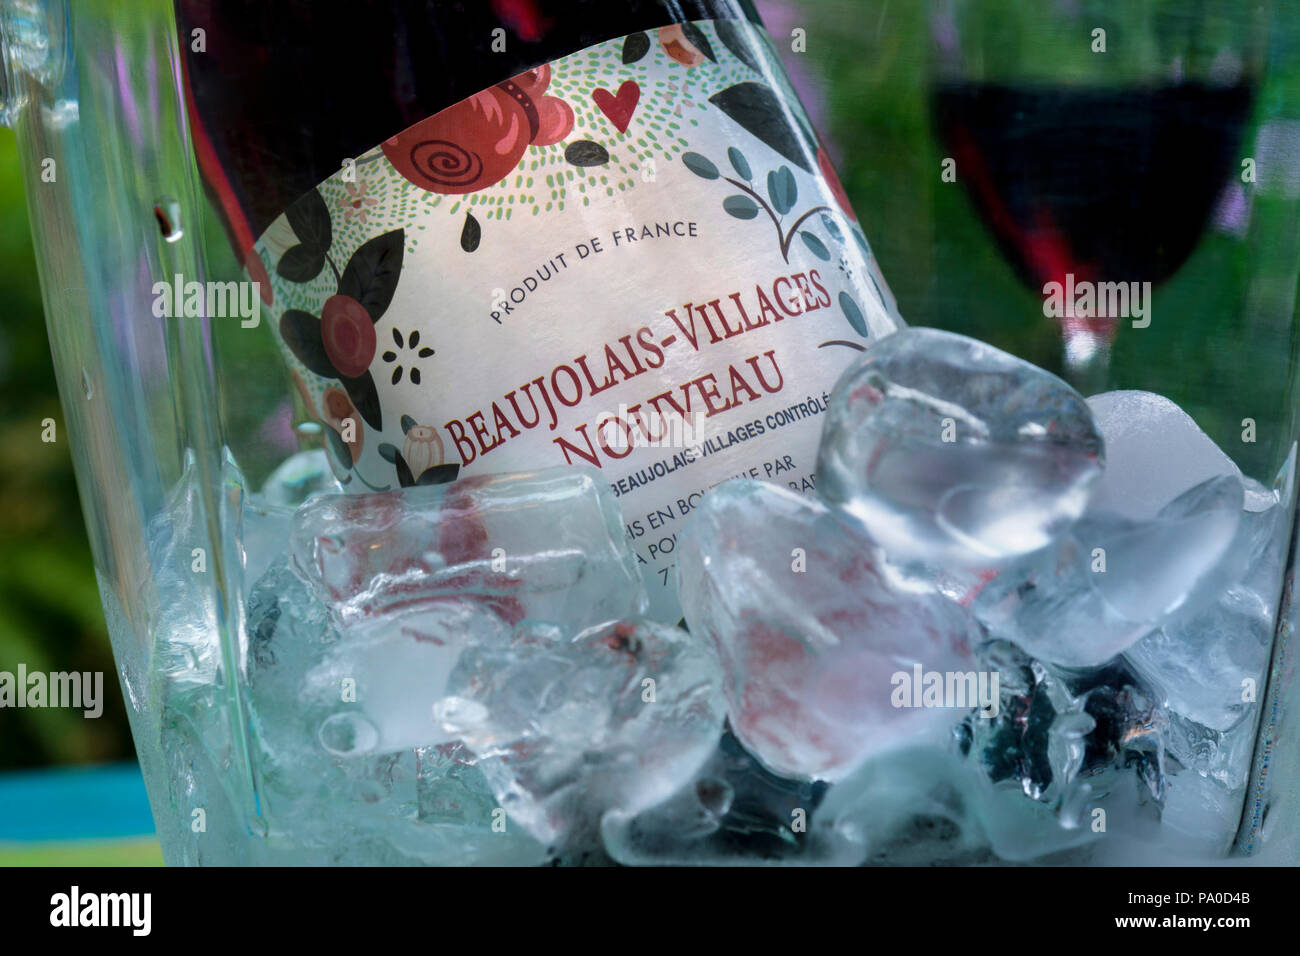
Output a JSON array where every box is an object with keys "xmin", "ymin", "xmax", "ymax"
[{"xmin": 592, "ymin": 81, "xmax": 641, "ymax": 134}]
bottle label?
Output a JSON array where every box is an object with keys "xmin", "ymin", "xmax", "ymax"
[{"xmin": 254, "ymin": 19, "xmax": 903, "ymax": 621}]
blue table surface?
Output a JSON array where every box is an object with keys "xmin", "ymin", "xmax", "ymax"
[{"xmin": 0, "ymin": 763, "xmax": 156, "ymax": 842}]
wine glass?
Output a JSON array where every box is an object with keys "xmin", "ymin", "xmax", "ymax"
[{"xmin": 929, "ymin": 0, "xmax": 1268, "ymax": 391}]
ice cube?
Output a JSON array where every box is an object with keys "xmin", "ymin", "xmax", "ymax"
[
  {"xmin": 257, "ymin": 467, "xmax": 648, "ymax": 757},
  {"xmin": 676, "ymin": 479, "xmax": 979, "ymax": 781},
  {"xmin": 601, "ymin": 729, "xmax": 843, "ymax": 865},
  {"xmin": 433, "ymin": 618, "xmax": 727, "ymax": 848},
  {"xmin": 814, "ymin": 740, "xmax": 1102, "ymax": 864},
  {"xmin": 261, "ymin": 448, "xmax": 344, "ymax": 508},
  {"xmin": 945, "ymin": 646, "xmax": 1168, "ymax": 860},
  {"xmin": 245, "ymin": 559, "xmax": 547, "ymax": 865},
  {"xmin": 416, "ymin": 742, "xmax": 500, "ymax": 827},
  {"xmin": 1163, "ymin": 709, "xmax": 1259, "ymax": 790},
  {"xmin": 817, "ymin": 327, "xmax": 1103, "ymax": 566},
  {"xmin": 812, "ymin": 743, "xmax": 1000, "ymax": 865},
  {"xmin": 974, "ymin": 475, "xmax": 1243, "ymax": 667},
  {"xmin": 290, "ymin": 467, "xmax": 646, "ymax": 631},
  {"xmin": 1125, "ymin": 583, "xmax": 1275, "ymax": 731},
  {"xmin": 1086, "ymin": 390, "xmax": 1241, "ymax": 520},
  {"xmin": 250, "ymin": 557, "xmax": 510, "ymax": 757},
  {"xmin": 1159, "ymin": 771, "xmax": 1244, "ymax": 858}
]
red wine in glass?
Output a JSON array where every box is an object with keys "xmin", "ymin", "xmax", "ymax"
[{"xmin": 931, "ymin": 81, "xmax": 1255, "ymax": 379}]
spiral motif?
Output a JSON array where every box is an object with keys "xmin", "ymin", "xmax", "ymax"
[{"xmin": 407, "ymin": 139, "xmax": 484, "ymax": 190}]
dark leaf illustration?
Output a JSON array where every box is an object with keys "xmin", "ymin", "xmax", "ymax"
[
  {"xmin": 277, "ymin": 243, "xmax": 326, "ymax": 283},
  {"xmin": 680, "ymin": 22, "xmax": 717, "ymax": 62},
  {"xmin": 285, "ymin": 188, "xmax": 332, "ymax": 253},
  {"xmin": 714, "ymin": 19, "xmax": 763, "ymax": 72},
  {"xmin": 341, "ymin": 371, "xmax": 383, "ymax": 430},
  {"xmin": 623, "ymin": 31, "xmax": 651, "ymax": 64},
  {"xmin": 821, "ymin": 213, "xmax": 844, "ymax": 242},
  {"xmin": 324, "ymin": 424, "xmax": 353, "ymax": 470},
  {"xmin": 415, "ymin": 463, "xmax": 461, "ymax": 486},
  {"xmin": 800, "ymin": 231, "xmax": 831, "ymax": 261},
  {"xmin": 565, "ymin": 140, "xmax": 610, "ymax": 167},
  {"xmin": 853, "ymin": 228, "xmax": 870, "ymax": 256},
  {"xmin": 279, "ymin": 310, "xmax": 339, "ymax": 378},
  {"xmin": 395, "ymin": 453, "xmax": 415, "ymax": 488},
  {"xmin": 709, "ymin": 82, "xmax": 813, "ymax": 172},
  {"xmin": 339, "ymin": 229, "xmax": 405, "ymax": 323},
  {"xmin": 868, "ymin": 272, "xmax": 887, "ymax": 310},
  {"xmin": 460, "ymin": 211, "xmax": 481, "ymax": 253},
  {"xmin": 400, "ymin": 414, "xmax": 417, "ymax": 435},
  {"xmin": 767, "ymin": 166, "xmax": 797, "ymax": 215},
  {"xmin": 377, "ymin": 442, "xmax": 399, "ymax": 463},
  {"xmin": 723, "ymin": 195, "xmax": 760, "ymax": 220},
  {"xmin": 817, "ymin": 339, "xmax": 868, "ymax": 352},
  {"xmin": 682, "ymin": 151, "xmax": 720, "ymax": 180},
  {"xmin": 840, "ymin": 291, "xmax": 869, "ymax": 337},
  {"xmin": 728, "ymin": 147, "xmax": 752, "ymax": 181}
]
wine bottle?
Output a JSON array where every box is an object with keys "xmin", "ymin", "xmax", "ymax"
[{"xmin": 178, "ymin": 0, "xmax": 904, "ymax": 620}]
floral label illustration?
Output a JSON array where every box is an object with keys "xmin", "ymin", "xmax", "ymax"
[{"xmin": 253, "ymin": 19, "xmax": 904, "ymax": 620}]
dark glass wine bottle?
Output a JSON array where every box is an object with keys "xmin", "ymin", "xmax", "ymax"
[
  {"xmin": 176, "ymin": 0, "xmax": 905, "ymax": 620},
  {"xmin": 177, "ymin": 1, "xmax": 763, "ymax": 241}
]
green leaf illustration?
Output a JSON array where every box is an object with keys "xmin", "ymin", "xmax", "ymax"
[
  {"xmin": 714, "ymin": 20, "xmax": 763, "ymax": 73},
  {"xmin": 341, "ymin": 371, "xmax": 383, "ymax": 430},
  {"xmin": 279, "ymin": 309, "xmax": 339, "ymax": 378},
  {"xmin": 623, "ymin": 32, "xmax": 651, "ymax": 64},
  {"xmin": 460, "ymin": 211, "xmax": 481, "ymax": 253},
  {"xmin": 682, "ymin": 151, "xmax": 720, "ymax": 180},
  {"xmin": 723, "ymin": 195, "xmax": 760, "ymax": 220},
  {"xmin": 710, "ymin": 82, "xmax": 813, "ymax": 172},
  {"xmin": 400, "ymin": 414, "xmax": 417, "ymax": 435},
  {"xmin": 728, "ymin": 147, "xmax": 752, "ymax": 181},
  {"xmin": 377, "ymin": 442, "xmax": 399, "ymax": 463},
  {"xmin": 680, "ymin": 22, "xmax": 717, "ymax": 62},
  {"xmin": 415, "ymin": 463, "xmax": 461, "ymax": 486},
  {"xmin": 565, "ymin": 140, "xmax": 610, "ymax": 167},
  {"xmin": 276, "ymin": 244, "xmax": 326, "ymax": 283},
  {"xmin": 800, "ymin": 231, "xmax": 831, "ymax": 260},
  {"xmin": 868, "ymin": 272, "xmax": 887, "ymax": 310},
  {"xmin": 285, "ymin": 188, "xmax": 332, "ymax": 253},
  {"xmin": 339, "ymin": 229, "xmax": 404, "ymax": 323},
  {"xmin": 821, "ymin": 214, "xmax": 844, "ymax": 242},
  {"xmin": 767, "ymin": 166, "xmax": 797, "ymax": 215},
  {"xmin": 324, "ymin": 424, "xmax": 353, "ymax": 470},
  {"xmin": 840, "ymin": 291, "xmax": 869, "ymax": 337},
  {"xmin": 394, "ymin": 453, "xmax": 415, "ymax": 488}
]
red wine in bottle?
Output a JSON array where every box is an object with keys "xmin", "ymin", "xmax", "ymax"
[{"xmin": 178, "ymin": 0, "xmax": 905, "ymax": 619}]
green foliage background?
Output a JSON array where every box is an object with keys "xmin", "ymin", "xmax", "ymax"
[{"xmin": 0, "ymin": 130, "xmax": 130, "ymax": 769}]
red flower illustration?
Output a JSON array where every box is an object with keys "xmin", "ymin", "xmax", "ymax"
[
  {"xmin": 382, "ymin": 64, "xmax": 574, "ymax": 195},
  {"xmin": 321, "ymin": 294, "xmax": 377, "ymax": 378},
  {"xmin": 658, "ymin": 24, "xmax": 709, "ymax": 67}
]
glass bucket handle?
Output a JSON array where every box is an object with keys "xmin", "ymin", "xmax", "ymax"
[{"xmin": 1, "ymin": 0, "xmax": 70, "ymax": 128}]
